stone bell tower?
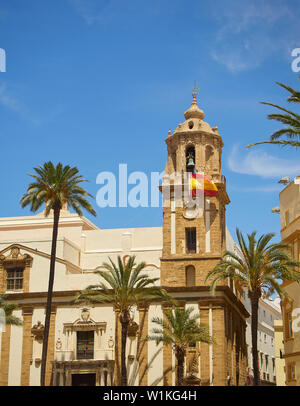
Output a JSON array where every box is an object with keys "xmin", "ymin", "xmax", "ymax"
[
  {"xmin": 160, "ymin": 89, "xmax": 248, "ymax": 386},
  {"xmin": 161, "ymin": 89, "xmax": 230, "ymax": 287}
]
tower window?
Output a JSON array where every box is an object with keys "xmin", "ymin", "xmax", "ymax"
[{"xmin": 186, "ymin": 228, "xmax": 196, "ymax": 254}]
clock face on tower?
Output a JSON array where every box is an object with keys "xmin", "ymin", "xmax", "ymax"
[{"xmin": 183, "ymin": 199, "xmax": 200, "ymax": 219}]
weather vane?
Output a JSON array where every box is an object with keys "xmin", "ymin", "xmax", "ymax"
[{"xmin": 192, "ymin": 81, "xmax": 199, "ymax": 98}]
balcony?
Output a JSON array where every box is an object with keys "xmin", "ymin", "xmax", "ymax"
[{"xmin": 55, "ymin": 349, "xmax": 114, "ymax": 362}]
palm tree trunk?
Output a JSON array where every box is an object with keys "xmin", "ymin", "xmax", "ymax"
[
  {"xmin": 250, "ymin": 292, "xmax": 260, "ymax": 386},
  {"xmin": 176, "ymin": 348, "xmax": 185, "ymax": 386},
  {"xmin": 40, "ymin": 206, "xmax": 60, "ymax": 386},
  {"xmin": 120, "ymin": 312, "xmax": 130, "ymax": 386}
]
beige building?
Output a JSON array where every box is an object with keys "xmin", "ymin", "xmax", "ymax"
[
  {"xmin": 274, "ymin": 319, "xmax": 285, "ymax": 386},
  {"xmin": 243, "ymin": 295, "xmax": 281, "ymax": 385},
  {"xmin": 0, "ymin": 93, "xmax": 249, "ymax": 386},
  {"xmin": 279, "ymin": 177, "xmax": 300, "ymax": 385}
]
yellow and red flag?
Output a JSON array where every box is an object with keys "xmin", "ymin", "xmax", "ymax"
[{"xmin": 189, "ymin": 173, "xmax": 218, "ymax": 197}]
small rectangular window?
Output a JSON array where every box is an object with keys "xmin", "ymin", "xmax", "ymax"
[
  {"xmin": 286, "ymin": 312, "xmax": 293, "ymax": 339},
  {"xmin": 6, "ymin": 267, "xmax": 24, "ymax": 291},
  {"xmin": 285, "ymin": 210, "xmax": 290, "ymax": 226},
  {"xmin": 288, "ymin": 364, "xmax": 296, "ymax": 381},
  {"xmin": 186, "ymin": 228, "xmax": 196, "ymax": 254}
]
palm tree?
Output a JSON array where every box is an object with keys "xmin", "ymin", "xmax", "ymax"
[
  {"xmin": 0, "ymin": 294, "xmax": 23, "ymax": 327},
  {"xmin": 247, "ymin": 79, "xmax": 300, "ymax": 149},
  {"xmin": 205, "ymin": 229, "xmax": 300, "ymax": 386},
  {"xmin": 72, "ymin": 255, "xmax": 173, "ymax": 386},
  {"xmin": 20, "ymin": 162, "xmax": 96, "ymax": 386},
  {"xmin": 147, "ymin": 307, "xmax": 212, "ymax": 386}
]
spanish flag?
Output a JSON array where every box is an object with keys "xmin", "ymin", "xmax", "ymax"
[{"xmin": 189, "ymin": 173, "xmax": 218, "ymax": 197}]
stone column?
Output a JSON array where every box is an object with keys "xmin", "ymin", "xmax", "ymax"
[
  {"xmin": 198, "ymin": 303, "xmax": 210, "ymax": 385},
  {"xmin": 225, "ymin": 306, "xmax": 233, "ymax": 385},
  {"xmin": 137, "ymin": 302, "xmax": 149, "ymax": 386},
  {"xmin": 113, "ymin": 309, "xmax": 122, "ymax": 386},
  {"xmin": 211, "ymin": 305, "xmax": 226, "ymax": 386},
  {"xmin": 45, "ymin": 305, "xmax": 57, "ymax": 386},
  {"xmin": 175, "ymin": 301, "xmax": 186, "ymax": 386},
  {"xmin": 0, "ymin": 324, "xmax": 11, "ymax": 385},
  {"xmin": 21, "ymin": 306, "xmax": 33, "ymax": 386},
  {"xmin": 162, "ymin": 302, "xmax": 173, "ymax": 385},
  {"xmin": 0, "ymin": 263, "xmax": 6, "ymax": 294}
]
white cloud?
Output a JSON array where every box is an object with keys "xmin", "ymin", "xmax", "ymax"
[
  {"xmin": 0, "ymin": 83, "xmax": 64, "ymax": 125},
  {"xmin": 0, "ymin": 82, "xmax": 37, "ymax": 123},
  {"xmin": 68, "ymin": 0, "xmax": 111, "ymax": 25},
  {"xmin": 229, "ymin": 184, "xmax": 282, "ymax": 193},
  {"xmin": 228, "ymin": 144, "xmax": 300, "ymax": 178},
  {"xmin": 209, "ymin": 0, "xmax": 300, "ymax": 72}
]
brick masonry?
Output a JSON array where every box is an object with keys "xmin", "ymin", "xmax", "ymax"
[
  {"xmin": 45, "ymin": 306, "xmax": 56, "ymax": 386},
  {"xmin": 21, "ymin": 306, "xmax": 33, "ymax": 386},
  {"xmin": 0, "ymin": 324, "xmax": 11, "ymax": 386}
]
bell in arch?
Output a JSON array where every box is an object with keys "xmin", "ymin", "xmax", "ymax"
[{"xmin": 186, "ymin": 154, "xmax": 195, "ymax": 172}]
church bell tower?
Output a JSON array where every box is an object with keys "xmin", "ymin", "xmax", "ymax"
[
  {"xmin": 161, "ymin": 89, "xmax": 230, "ymax": 286},
  {"xmin": 160, "ymin": 89, "xmax": 248, "ymax": 386}
]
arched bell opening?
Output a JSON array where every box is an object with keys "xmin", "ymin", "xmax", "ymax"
[{"xmin": 186, "ymin": 145, "xmax": 195, "ymax": 173}]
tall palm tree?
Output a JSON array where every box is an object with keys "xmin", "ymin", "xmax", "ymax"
[
  {"xmin": 247, "ymin": 79, "xmax": 300, "ymax": 148},
  {"xmin": 73, "ymin": 255, "xmax": 172, "ymax": 386},
  {"xmin": 0, "ymin": 294, "xmax": 23, "ymax": 327},
  {"xmin": 20, "ymin": 162, "xmax": 96, "ymax": 386},
  {"xmin": 205, "ymin": 229, "xmax": 300, "ymax": 386},
  {"xmin": 147, "ymin": 307, "xmax": 212, "ymax": 386}
]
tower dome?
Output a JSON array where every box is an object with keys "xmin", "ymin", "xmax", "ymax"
[{"xmin": 184, "ymin": 88, "xmax": 205, "ymax": 120}]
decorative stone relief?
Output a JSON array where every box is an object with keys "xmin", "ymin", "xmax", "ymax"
[
  {"xmin": 127, "ymin": 320, "xmax": 139, "ymax": 338},
  {"xmin": 31, "ymin": 321, "xmax": 45, "ymax": 341},
  {"xmin": 81, "ymin": 308, "xmax": 90, "ymax": 322},
  {"xmin": 55, "ymin": 338, "xmax": 62, "ymax": 350}
]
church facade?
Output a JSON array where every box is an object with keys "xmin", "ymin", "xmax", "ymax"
[{"xmin": 0, "ymin": 93, "xmax": 249, "ymax": 386}]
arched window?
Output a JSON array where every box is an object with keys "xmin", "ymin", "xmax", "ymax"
[
  {"xmin": 186, "ymin": 145, "xmax": 195, "ymax": 173},
  {"xmin": 186, "ymin": 265, "xmax": 195, "ymax": 287}
]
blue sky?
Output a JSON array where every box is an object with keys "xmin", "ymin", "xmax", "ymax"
[{"xmin": 1, "ymin": 0, "xmax": 300, "ymax": 241}]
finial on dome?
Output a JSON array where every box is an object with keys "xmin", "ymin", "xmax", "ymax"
[
  {"xmin": 184, "ymin": 84, "xmax": 205, "ymax": 120},
  {"xmin": 192, "ymin": 82, "xmax": 199, "ymax": 104}
]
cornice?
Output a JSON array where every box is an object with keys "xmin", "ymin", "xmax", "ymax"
[{"xmin": 0, "ymin": 243, "xmax": 82, "ymax": 274}]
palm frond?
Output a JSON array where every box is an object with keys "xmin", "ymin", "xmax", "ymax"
[{"xmin": 21, "ymin": 161, "xmax": 96, "ymax": 217}]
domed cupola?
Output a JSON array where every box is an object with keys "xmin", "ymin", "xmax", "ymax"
[{"xmin": 183, "ymin": 88, "xmax": 205, "ymax": 120}]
